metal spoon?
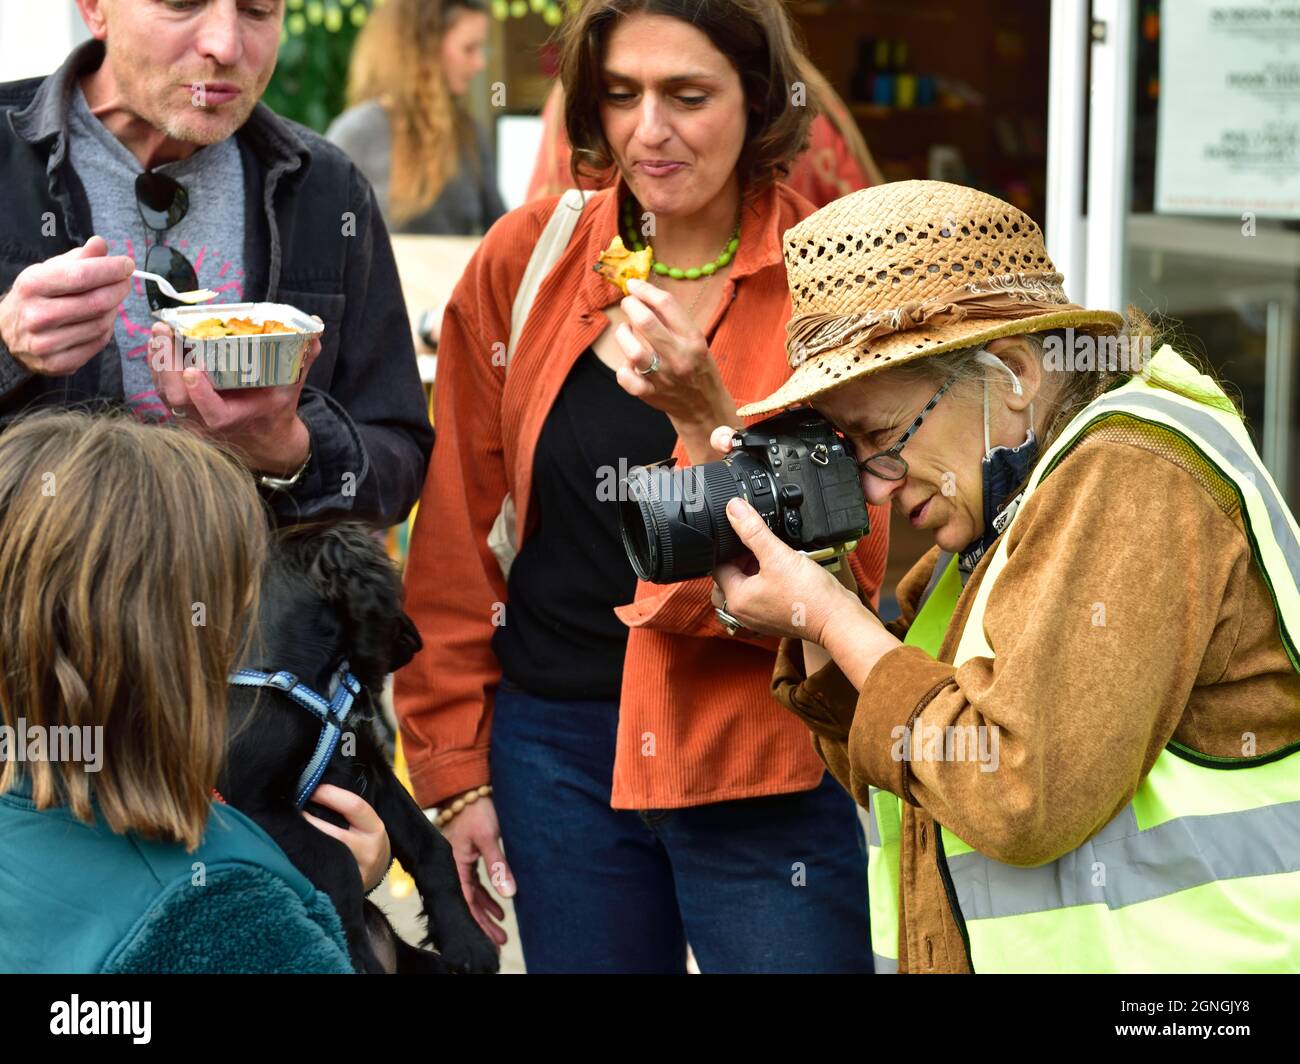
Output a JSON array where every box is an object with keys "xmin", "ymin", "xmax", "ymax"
[{"xmin": 132, "ymin": 269, "xmax": 219, "ymax": 305}]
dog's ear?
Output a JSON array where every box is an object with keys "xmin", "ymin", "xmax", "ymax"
[
  {"xmin": 389, "ymin": 611, "xmax": 423, "ymax": 673},
  {"xmin": 307, "ymin": 525, "xmax": 406, "ymax": 689}
]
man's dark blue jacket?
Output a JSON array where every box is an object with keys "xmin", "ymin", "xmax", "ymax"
[{"xmin": 0, "ymin": 41, "xmax": 433, "ymax": 527}]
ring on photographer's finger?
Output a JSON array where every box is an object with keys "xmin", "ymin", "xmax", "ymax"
[
  {"xmin": 636, "ymin": 351, "xmax": 660, "ymax": 376},
  {"xmin": 715, "ymin": 604, "xmax": 745, "ymax": 637},
  {"xmin": 170, "ymin": 407, "xmax": 189, "ymax": 420}
]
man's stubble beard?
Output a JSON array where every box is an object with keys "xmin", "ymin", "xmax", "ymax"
[
  {"xmin": 109, "ymin": 42, "xmax": 268, "ymax": 148},
  {"xmin": 156, "ymin": 95, "xmax": 260, "ymax": 146}
]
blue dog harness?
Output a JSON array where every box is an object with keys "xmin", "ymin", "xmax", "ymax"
[{"xmin": 228, "ymin": 664, "xmax": 364, "ymax": 810}]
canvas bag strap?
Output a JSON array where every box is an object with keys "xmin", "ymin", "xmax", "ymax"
[
  {"xmin": 506, "ymin": 187, "xmax": 593, "ymax": 365},
  {"xmin": 489, "ymin": 188, "xmax": 593, "ymax": 580}
]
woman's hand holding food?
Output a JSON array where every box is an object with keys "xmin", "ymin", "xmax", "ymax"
[
  {"xmin": 148, "ymin": 319, "xmax": 322, "ymax": 476},
  {"xmin": 709, "ymin": 424, "xmax": 901, "ymax": 689},
  {"xmin": 614, "ymin": 277, "xmax": 738, "ymax": 464}
]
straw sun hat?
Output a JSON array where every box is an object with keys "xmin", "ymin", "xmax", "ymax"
[{"xmin": 738, "ymin": 180, "xmax": 1125, "ymax": 417}]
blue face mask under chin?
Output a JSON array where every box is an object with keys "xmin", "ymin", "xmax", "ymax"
[{"xmin": 958, "ymin": 353, "xmax": 1039, "ymax": 574}]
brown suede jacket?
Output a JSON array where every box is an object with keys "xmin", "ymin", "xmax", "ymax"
[{"xmin": 772, "ymin": 417, "xmax": 1300, "ymax": 973}]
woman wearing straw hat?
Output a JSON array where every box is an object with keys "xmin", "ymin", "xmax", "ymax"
[{"xmin": 709, "ymin": 180, "xmax": 1300, "ymax": 974}]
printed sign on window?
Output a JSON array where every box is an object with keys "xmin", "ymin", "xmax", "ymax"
[{"xmin": 1157, "ymin": 0, "xmax": 1300, "ymax": 218}]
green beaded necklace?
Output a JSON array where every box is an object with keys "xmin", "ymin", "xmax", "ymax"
[{"xmin": 622, "ymin": 198, "xmax": 740, "ymax": 280}]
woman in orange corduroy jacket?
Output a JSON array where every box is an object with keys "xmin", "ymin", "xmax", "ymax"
[{"xmin": 394, "ymin": 0, "xmax": 889, "ymax": 973}]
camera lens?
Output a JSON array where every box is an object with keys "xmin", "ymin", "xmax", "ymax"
[
  {"xmin": 618, "ymin": 459, "xmax": 753, "ymax": 583},
  {"xmin": 619, "ymin": 412, "xmax": 870, "ymax": 585},
  {"xmin": 619, "ymin": 479, "xmax": 659, "ymax": 578}
]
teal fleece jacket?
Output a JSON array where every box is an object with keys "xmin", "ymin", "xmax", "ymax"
[{"xmin": 0, "ymin": 775, "xmax": 354, "ymax": 974}]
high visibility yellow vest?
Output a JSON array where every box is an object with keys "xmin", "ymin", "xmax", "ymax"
[{"xmin": 866, "ymin": 346, "xmax": 1300, "ymax": 973}]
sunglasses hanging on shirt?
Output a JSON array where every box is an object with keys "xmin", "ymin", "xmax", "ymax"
[{"xmin": 135, "ymin": 170, "xmax": 199, "ymax": 311}]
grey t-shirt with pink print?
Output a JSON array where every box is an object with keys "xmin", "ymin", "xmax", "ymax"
[{"xmin": 67, "ymin": 83, "xmax": 246, "ymax": 421}]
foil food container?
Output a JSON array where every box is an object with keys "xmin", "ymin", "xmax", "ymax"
[{"xmin": 151, "ymin": 302, "xmax": 324, "ymax": 390}]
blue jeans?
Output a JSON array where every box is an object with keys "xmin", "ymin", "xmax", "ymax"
[{"xmin": 489, "ymin": 679, "xmax": 873, "ymax": 974}]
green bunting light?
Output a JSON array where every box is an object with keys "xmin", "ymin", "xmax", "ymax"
[
  {"xmin": 281, "ymin": 0, "xmax": 373, "ymax": 36},
  {"xmin": 491, "ymin": 0, "xmax": 567, "ymax": 19}
]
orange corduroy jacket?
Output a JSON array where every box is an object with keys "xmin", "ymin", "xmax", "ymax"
[{"xmin": 393, "ymin": 176, "xmax": 890, "ymax": 811}]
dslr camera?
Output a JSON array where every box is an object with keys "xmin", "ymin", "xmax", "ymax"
[{"xmin": 618, "ymin": 410, "xmax": 869, "ymax": 584}]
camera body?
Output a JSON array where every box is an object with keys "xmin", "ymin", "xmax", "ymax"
[{"xmin": 619, "ymin": 410, "xmax": 870, "ymax": 584}]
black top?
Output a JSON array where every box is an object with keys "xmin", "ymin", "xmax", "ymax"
[{"xmin": 492, "ymin": 348, "xmax": 677, "ymax": 700}]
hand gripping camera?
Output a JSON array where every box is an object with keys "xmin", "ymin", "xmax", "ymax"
[{"xmin": 618, "ymin": 410, "xmax": 870, "ymax": 584}]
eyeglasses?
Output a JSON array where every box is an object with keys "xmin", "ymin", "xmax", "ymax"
[
  {"xmin": 135, "ymin": 171, "xmax": 198, "ymax": 311},
  {"xmin": 856, "ymin": 374, "xmax": 957, "ymax": 481}
]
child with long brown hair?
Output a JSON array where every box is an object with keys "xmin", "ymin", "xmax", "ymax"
[{"xmin": 0, "ymin": 412, "xmax": 354, "ymax": 973}]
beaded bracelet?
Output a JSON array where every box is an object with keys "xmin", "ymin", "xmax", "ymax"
[{"xmin": 434, "ymin": 784, "xmax": 493, "ymax": 829}]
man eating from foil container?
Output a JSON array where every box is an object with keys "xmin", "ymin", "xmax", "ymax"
[{"xmin": 0, "ymin": 0, "xmax": 432, "ymax": 524}]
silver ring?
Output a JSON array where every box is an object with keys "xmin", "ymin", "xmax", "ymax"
[
  {"xmin": 715, "ymin": 605, "xmax": 744, "ymax": 636},
  {"xmin": 170, "ymin": 407, "xmax": 189, "ymax": 420},
  {"xmin": 636, "ymin": 352, "xmax": 660, "ymax": 376}
]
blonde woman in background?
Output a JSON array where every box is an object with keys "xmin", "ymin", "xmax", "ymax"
[{"xmin": 328, "ymin": 0, "xmax": 506, "ymax": 235}]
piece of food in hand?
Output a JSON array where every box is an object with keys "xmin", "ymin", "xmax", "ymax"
[
  {"xmin": 183, "ymin": 317, "xmax": 298, "ymax": 339},
  {"xmin": 594, "ymin": 235, "xmax": 654, "ymax": 295}
]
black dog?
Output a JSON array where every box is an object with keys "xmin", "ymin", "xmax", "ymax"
[{"xmin": 219, "ymin": 523, "xmax": 497, "ymax": 975}]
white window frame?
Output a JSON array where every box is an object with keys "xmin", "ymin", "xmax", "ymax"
[
  {"xmin": 1045, "ymin": 0, "xmax": 1090, "ymax": 303},
  {"xmin": 1047, "ymin": 0, "xmax": 1137, "ymax": 313}
]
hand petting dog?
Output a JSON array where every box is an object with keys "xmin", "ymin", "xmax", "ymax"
[{"xmin": 303, "ymin": 783, "xmax": 393, "ymax": 893}]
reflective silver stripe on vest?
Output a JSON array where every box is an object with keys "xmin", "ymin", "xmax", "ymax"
[
  {"xmin": 1081, "ymin": 392, "xmax": 1300, "ymax": 589},
  {"xmin": 873, "ymin": 953, "xmax": 899, "ymax": 974},
  {"xmin": 948, "ymin": 798, "xmax": 1300, "ymax": 920},
  {"xmin": 915, "ymin": 551, "xmax": 954, "ymax": 613},
  {"xmin": 867, "ymin": 787, "xmax": 883, "ymax": 847}
]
